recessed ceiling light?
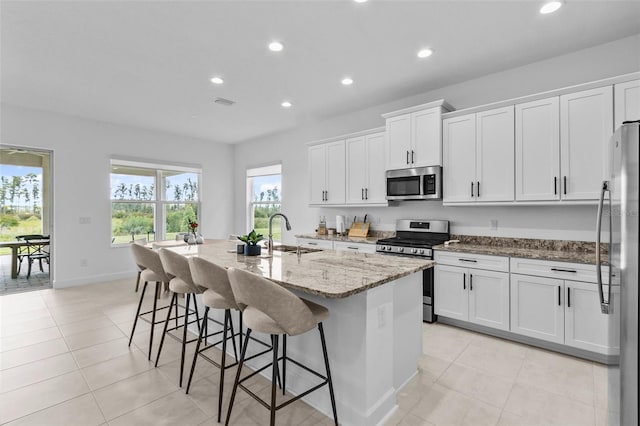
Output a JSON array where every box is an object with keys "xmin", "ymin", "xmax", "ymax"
[
  {"xmin": 268, "ymin": 41, "xmax": 284, "ymax": 52},
  {"xmin": 540, "ymin": 1, "xmax": 563, "ymax": 14},
  {"xmin": 281, "ymin": 101, "xmax": 292, "ymax": 108},
  {"xmin": 210, "ymin": 76, "xmax": 224, "ymax": 84},
  {"xmin": 417, "ymin": 48, "xmax": 433, "ymax": 58},
  {"xmin": 353, "ymin": 0, "xmax": 368, "ymax": 3},
  {"xmin": 341, "ymin": 77, "xmax": 354, "ymax": 86}
]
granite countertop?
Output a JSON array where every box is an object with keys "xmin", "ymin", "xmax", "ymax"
[
  {"xmin": 433, "ymin": 235, "xmax": 608, "ymax": 265},
  {"xmin": 165, "ymin": 239, "xmax": 433, "ymax": 299}
]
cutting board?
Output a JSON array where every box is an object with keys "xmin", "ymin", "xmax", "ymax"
[{"xmin": 348, "ymin": 222, "xmax": 370, "ymax": 237}]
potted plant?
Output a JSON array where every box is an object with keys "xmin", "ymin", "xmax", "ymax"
[{"xmin": 237, "ymin": 230, "xmax": 264, "ymax": 256}]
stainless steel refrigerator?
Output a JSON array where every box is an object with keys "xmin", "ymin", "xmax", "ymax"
[{"xmin": 597, "ymin": 120, "xmax": 639, "ymax": 426}]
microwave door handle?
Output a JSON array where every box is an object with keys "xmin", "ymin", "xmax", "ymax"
[{"xmin": 596, "ymin": 180, "xmax": 611, "ymax": 314}]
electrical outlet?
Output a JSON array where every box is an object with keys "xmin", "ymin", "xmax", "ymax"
[
  {"xmin": 80, "ymin": 259, "xmax": 88, "ymax": 267},
  {"xmin": 79, "ymin": 217, "xmax": 91, "ymax": 225},
  {"xmin": 490, "ymin": 220, "xmax": 498, "ymax": 230},
  {"xmin": 377, "ymin": 305, "xmax": 386, "ymax": 328}
]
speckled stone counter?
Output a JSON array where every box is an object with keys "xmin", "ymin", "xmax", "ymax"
[
  {"xmin": 166, "ymin": 239, "xmax": 433, "ymax": 298},
  {"xmin": 434, "ymin": 235, "xmax": 608, "ymax": 265},
  {"xmin": 295, "ymin": 231, "xmax": 393, "ymax": 245}
]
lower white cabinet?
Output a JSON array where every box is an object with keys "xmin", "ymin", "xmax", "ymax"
[
  {"xmin": 510, "ymin": 273, "xmax": 565, "ymax": 344},
  {"xmin": 334, "ymin": 241, "xmax": 377, "ymax": 253},
  {"xmin": 296, "ymin": 238, "xmax": 334, "ymax": 250},
  {"xmin": 511, "ymin": 273, "xmax": 619, "ymax": 354},
  {"xmin": 435, "ymin": 264, "xmax": 510, "ymax": 331}
]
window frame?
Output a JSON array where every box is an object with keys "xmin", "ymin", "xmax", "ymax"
[
  {"xmin": 110, "ymin": 159, "xmax": 201, "ymax": 246},
  {"xmin": 246, "ymin": 164, "xmax": 282, "ymax": 241}
]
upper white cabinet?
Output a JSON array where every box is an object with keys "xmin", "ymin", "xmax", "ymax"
[
  {"xmin": 308, "ymin": 140, "xmax": 346, "ymax": 205},
  {"xmin": 346, "ymin": 131, "xmax": 387, "ymax": 205},
  {"xmin": 515, "ymin": 97, "xmax": 561, "ymax": 201},
  {"xmin": 443, "ymin": 106, "xmax": 514, "ymax": 203},
  {"xmin": 382, "ymin": 100, "xmax": 452, "ymax": 170},
  {"xmin": 614, "ymin": 79, "xmax": 640, "ymax": 128},
  {"xmin": 560, "ymin": 86, "xmax": 613, "ymax": 200}
]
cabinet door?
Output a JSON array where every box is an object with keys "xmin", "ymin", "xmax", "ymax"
[
  {"xmin": 476, "ymin": 106, "xmax": 515, "ymax": 202},
  {"xmin": 297, "ymin": 238, "xmax": 334, "ymax": 250},
  {"xmin": 412, "ymin": 107, "xmax": 442, "ymax": 167},
  {"xmin": 434, "ymin": 265, "xmax": 468, "ymax": 321},
  {"xmin": 386, "ymin": 114, "xmax": 412, "ymax": 170},
  {"xmin": 560, "ymin": 86, "xmax": 613, "ymax": 200},
  {"xmin": 614, "ymin": 79, "xmax": 640, "ymax": 128},
  {"xmin": 468, "ymin": 270, "xmax": 510, "ymax": 331},
  {"xmin": 443, "ymin": 114, "xmax": 476, "ymax": 203},
  {"xmin": 364, "ymin": 132, "xmax": 387, "ymax": 203},
  {"xmin": 308, "ymin": 144, "xmax": 326, "ymax": 204},
  {"xmin": 346, "ymin": 136, "xmax": 367, "ymax": 204},
  {"xmin": 510, "ymin": 274, "xmax": 564, "ymax": 344},
  {"xmin": 325, "ymin": 140, "xmax": 346, "ymax": 204},
  {"xmin": 515, "ymin": 97, "xmax": 561, "ymax": 201},
  {"xmin": 565, "ymin": 281, "xmax": 619, "ymax": 354}
]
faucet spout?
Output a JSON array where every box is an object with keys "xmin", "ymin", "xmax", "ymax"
[{"xmin": 268, "ymin": 213, "xmax": 292, "ymax": 255}]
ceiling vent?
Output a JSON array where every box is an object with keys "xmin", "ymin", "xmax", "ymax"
[{"xmin": 214, "ymin": 97, "xmax": 235, "ymax": 106}]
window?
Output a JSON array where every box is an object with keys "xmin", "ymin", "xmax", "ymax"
[
  {"xmin": 247, "ymin": 164, "xmax": 282, "ymax": 241},
  {"xmin": 110, "ymin": 159, "xmax": 201, "ymax": 244}
]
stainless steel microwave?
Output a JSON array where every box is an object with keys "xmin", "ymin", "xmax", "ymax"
[{"xmin": 386, "ymin": 166, "xmax": 442, "ymax": 201}]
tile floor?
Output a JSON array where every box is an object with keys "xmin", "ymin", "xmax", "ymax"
[{"xmin": 0, "ymin": 278, "xmax": 609, "ymax": 425}]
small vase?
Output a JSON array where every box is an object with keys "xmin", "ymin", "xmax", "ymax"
[
  {"xmin": 244, "ymin": 245, "xmax": 261, "ymax": 256},
  {"xmin": 196, "ymin": 235, "xmax": 204, "ymax": 244},
  {"xmin": 187, "ymin": 235, "xmax": 196, "ymax": 245}
]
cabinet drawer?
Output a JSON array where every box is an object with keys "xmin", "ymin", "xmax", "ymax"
[
  {"xmin": 434, "ymin": 251, "xmax": 509, "ymax": 272},
  {"xmin": 334, "ymin": 241, "xmax": 376, "ymax": 253},
  {"xmin": 297, "ymin": 238, "xmax": 334, "ymax": 250},
  {"xmin": 510, "ymin": 257, "xmax": 609, "ymax": 284}
]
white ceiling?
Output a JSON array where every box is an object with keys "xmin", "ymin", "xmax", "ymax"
[{"xmin": 2, "ymin": 0, "xmax": 639, "ymax": 144}]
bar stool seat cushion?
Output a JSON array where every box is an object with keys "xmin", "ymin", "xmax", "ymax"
[
  {"xmin": 140, "ymin": 268, "xmax": 165, "ymax": 283},
  {"xmin": 202, "ymin": 289, "xmax": 237, "ymax": 310},
  {"xmin": 241, "ymin": 297, "xmax": 329, "ymax": 336},
  {"xmin": 169, "ymin": 277, "xmax": 205, "ymax": 295}
]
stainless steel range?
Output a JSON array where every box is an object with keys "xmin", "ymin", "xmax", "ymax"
[{"xmin": 376, "ymin": 219, "xmax": 450, "ymax": 323}]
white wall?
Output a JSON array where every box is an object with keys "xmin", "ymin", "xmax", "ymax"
[
  {"xmin": 233, "ymin": 34, "xmax": 640, "ymax": 244},
  {"xmin": 0, "ymin": 104, "xmax": 235, "ymax": 287}
]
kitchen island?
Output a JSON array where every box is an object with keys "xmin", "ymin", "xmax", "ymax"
[{"xmin": 166, "ymin": 239, "xmax": 434, "ymax": 426}]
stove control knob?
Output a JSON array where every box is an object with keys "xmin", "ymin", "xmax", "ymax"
[
  {"xmin": 411, "ymin": 248, "xmax": 417, "ymax": 254},
  {"xmin": 398, "ymin": 247, "xmax": 404, "ymax": 253},
  {"xmin": 418, "ymin": 249, "xmax": 424, "ymax": 255}
]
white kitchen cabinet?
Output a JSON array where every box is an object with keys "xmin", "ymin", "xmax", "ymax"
[
  {"xmin": 297, "ymin": 238, "xmax": 334, "ymax": 250},
  {"xmin": 346, "ymin": 131, "xmax": 387, "ymax": 205},
  {"xmin": 443, "ymin": 106, "xmax": 514, "ymax": 203},
  {"xmin": 515, "ymin": 97, "xmax": 561, "ymax": 201},
  {"xmin": 614, "ymin": 79, "xmax": 640, "ymax": 128},
  {"xmin": 510, "ymin": 273, "xmax": 565, "ymax": 344},
  {"xmin": 442, "ymin": 113, "xmax": 476, "ymax": 202},
  {"xmin": 334, "ymin": 241, "xmax": 377, "ymax": 254},
  {"xmin": 565, "ymin": 281, "xmax": 619, "ymax": 354},
  {"xmin": 383, "ymin": 100, "xmax": 451, "ymax": 170},
  {"xmin": 560, "ymin": 86, "xmax": 613, "ymax": 200},
  {"xmin": 434, "ymin": 251, "xmax": 510, "ymax": 331},
  {"xmin": 434, "ymin": 264, "xmax": 468, "ymax": 321},
  {"xmin": 308, "ymin": 140, "xmax": 346, "ymax": 205}
]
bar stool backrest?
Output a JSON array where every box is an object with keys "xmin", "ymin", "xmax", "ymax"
[
  {"xmin": 189, "ymin": 257, "xmax": 239, "ymax": 310},
  {"xmin": 130, "ymin": 243, "xmax": 169, "ymax": 282},
  {"xmin": 227, "ymin": 267, "xmax": 316, "ymax": 336},
  {"xmin": 158, "ymin": 248, "xmax": 200, "ymax": 293}
]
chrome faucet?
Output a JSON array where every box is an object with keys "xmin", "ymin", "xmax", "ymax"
[{"xmin": 268, "ymin": 213, "xmax": 292, "ymax": 255}]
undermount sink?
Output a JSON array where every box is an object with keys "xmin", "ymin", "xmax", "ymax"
[{"xmin": 271, "ymin": 245, "xmax": 322, "ymax": 254}]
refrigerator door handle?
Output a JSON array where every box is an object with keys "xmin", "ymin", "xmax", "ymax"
[{"xmin": 596, "ymin": 180, "xmax": 611, "ymax": 314}]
